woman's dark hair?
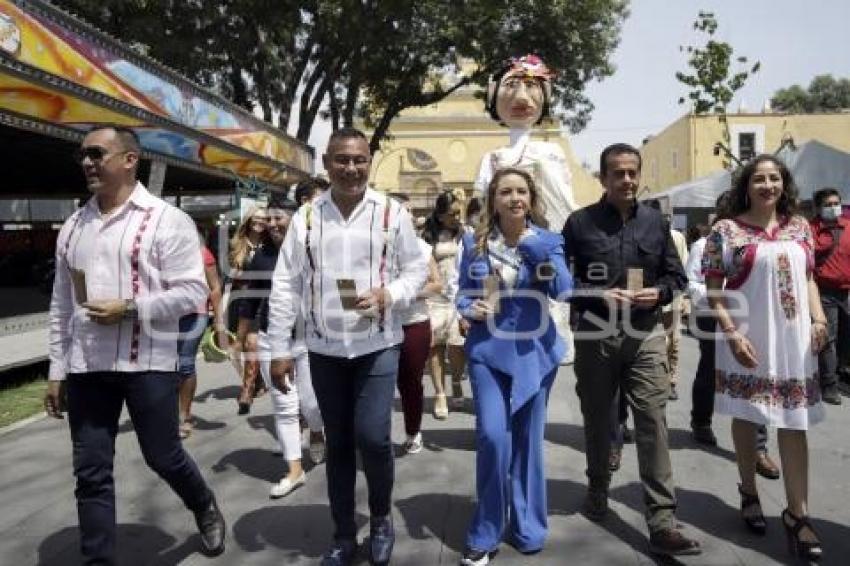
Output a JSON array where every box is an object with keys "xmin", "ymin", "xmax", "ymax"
[
  {"xmin": 728, "ymin": 154, "xmax": 798, "ymax": 216},
  {"xmin": 421, "ymin": 189, "xmax": 464, "ymax": 245}
]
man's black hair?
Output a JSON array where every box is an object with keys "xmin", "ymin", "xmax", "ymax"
[
  {"xmin": 813, "ymin": 187, "xmax": 841, "ymax": 208},
  {"xmin": 328, "ymin": 127, "xmax": 368, "ymax": 146},
  {"xmin": 87, "ymin": 124, "xmax": 141, "ymax": 153},
  {"xmin": 600, "ymin": 143, "xmax": 641, "ymax": 178}
]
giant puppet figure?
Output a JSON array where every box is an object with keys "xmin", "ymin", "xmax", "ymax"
[
  {"xmin": 474, "ymin": 55, "xmax": 579, "ymax": 230},
  {"xmin": 474, "ymin": 54, "xmax": 577, "ymax": 363}
]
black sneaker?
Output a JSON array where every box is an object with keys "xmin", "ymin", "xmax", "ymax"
[
  {"xmin": 822, "ymin": 384, "xmax": 842, "ymax": 405},
  {"xmin": 194, "ymin": 493, "xmax": 225, "ymax": 556},
  {"xmin": 460, "ymin": 547, "xmax": 490, "ymax": 566},
  {"xmin": 320, "ymin": 538, "xmax": 357, "ymax": 566},
  {"xmin": 369, "ymin": 515, "xmax": 394, "ymax": 565}
]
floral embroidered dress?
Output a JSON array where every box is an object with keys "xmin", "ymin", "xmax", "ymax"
[{"xmin": 702, "ymin": 216, "xmax": 824, "ymax": 430}]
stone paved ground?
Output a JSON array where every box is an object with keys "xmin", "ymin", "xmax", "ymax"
[{"xmin": 1, "ymin": 333, "xmax": 849, "ymax": 565}]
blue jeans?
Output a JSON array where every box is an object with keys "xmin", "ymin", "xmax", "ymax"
[
  {"xmin": 309, "ymin": 346, "xmax": 399, "ymax": 540},
  {"xmin": 67, "ymin": 371, "xmax": 212, "ymax": 565},
  {"xmin": 177, "ymin": 314, "xmax": 208, "ymax": 378}
]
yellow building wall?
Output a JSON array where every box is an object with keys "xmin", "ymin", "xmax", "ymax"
[
  {"xmin": 642, "ymin": 112, "xmax": 850, "ymax": 195},
  {"xmin": 360, "ymin": 87, "xmax": 603, "ymax": 211},
  {"xmin": 640, "ymin": 115, "xmax": 693, "ymax": 191}
]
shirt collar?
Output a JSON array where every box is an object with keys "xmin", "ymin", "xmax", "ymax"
[
  {"xmin": 314, "ymin": 185, "xmax": 387, "ymax": 210},
  {"xmin": 83, "ymin": 181, "xmax": 155, "ymax": 218},
  {"xmin": 598, "ymin": 194, "xmax": 638, "ymax": 220}
]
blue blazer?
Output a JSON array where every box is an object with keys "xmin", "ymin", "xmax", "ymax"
[{"xmin": 457, "ymin": 225, "xmax": 572, "ymax": 413}]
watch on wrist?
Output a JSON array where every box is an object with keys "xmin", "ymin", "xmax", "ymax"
[{"xmin": 123, "ymin": 299, "xmax": 138, "ymax": 320}]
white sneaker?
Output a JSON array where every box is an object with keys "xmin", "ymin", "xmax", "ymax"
[
  {"xmin": 309, "ymin": 438, "xmax": 326, "ymax": 465},
  {"xmin": 460, "ymin": 547, "xmax": 490, "ymax": 565},
  {"xmin": 403, "ymin": 432, "xmax": 423, "ymax": 454},
  {"xmin": 269, "ymin": 471, "xmax": 306, "ymax": 499}
]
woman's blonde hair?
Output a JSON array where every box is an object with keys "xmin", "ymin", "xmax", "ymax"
[
  {"xmin": 228, "ymin": 205, "xmax": 265, "ymax": 269},
  {"xmin": 474, "ymin": 167, "xmax": 547, "ymax": 254}
]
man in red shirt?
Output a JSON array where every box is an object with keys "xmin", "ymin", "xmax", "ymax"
[{"xmin": 810, "ymin": 187, "xmax": 850, "ymax": 404}]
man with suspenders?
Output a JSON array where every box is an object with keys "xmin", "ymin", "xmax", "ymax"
[{"xmin": 267, "ymin": 128, "xmax": 428, "ymax": 565}]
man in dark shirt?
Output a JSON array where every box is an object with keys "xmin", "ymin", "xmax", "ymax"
[
  {"xmin": 810, "ymin": 187, "xmax": 850, "ymax": 404},
  {"xmin": 562, "ymin": 143, "xmax": 700, "ymax": 556}
]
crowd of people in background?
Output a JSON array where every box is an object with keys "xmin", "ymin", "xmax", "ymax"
[{"xmin": 44, "ymin": 110, "xmax": 846, "ymax": 565}]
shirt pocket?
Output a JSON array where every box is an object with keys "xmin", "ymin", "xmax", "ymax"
[
  {"xmin": 581, "ymin": 238, "xmax": 617, "ymax": 285},
  {"xmin": 636, "ymin": 238, "xmax": 663, "ymax": 273}
]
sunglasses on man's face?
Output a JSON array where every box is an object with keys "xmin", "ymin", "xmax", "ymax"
[{"xmin": 74, "ymin": 146, "xmax": 128, "ymax": 164}]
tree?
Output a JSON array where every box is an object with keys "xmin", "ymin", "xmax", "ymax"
[
  {"xmin": 772, "ymin": 75, "xmax": 850, "ymax": 113},
  {"xmin": 55, "ymin": 0, "xmax": 630, "ymax": 152},
  {"xmin": 675, "ymin": 11, "xmax": 760, "ymax": 168}
]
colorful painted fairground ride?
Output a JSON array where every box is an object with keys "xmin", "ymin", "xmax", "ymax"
[{"xmin": 0, "ymin": 0, "xmax": 314, "ymax": 322}]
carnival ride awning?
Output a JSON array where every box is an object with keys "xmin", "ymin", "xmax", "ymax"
[{"xmin": 0, "ymin": 0, "xmax": 313, "ymax": 197}]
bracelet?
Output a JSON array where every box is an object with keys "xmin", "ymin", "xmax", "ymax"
[
  {"xmin": 720, "ymin": 325, "xmax": 737, "ymax": 334},
  {"xmin": 812, "ymin": 320, "xmax": 827, "ymax": 327}
]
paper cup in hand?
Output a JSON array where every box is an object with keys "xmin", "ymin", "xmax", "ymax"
[{"xmin": 627, "ymin": 268, "xmax": 643, "ymax": 292}]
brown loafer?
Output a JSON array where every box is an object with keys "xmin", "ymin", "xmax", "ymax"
[
  {"xmin": 649, "ymin": 528, "xmax": 701, "ymax": 556},
  {"xmin": 755, "ymin": 452, "xmax": 781, "ymax": 480}
]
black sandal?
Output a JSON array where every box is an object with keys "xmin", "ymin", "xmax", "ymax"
[
  {"xmin": 782, "ymin": 509, "xmax": 822, "ymax": 562},
  {"xmin": 738, "ymin": 484, "xmax": 767, "ymax": 535}
]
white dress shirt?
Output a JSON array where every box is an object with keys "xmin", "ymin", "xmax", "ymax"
[
  {"xmin": 48, "ymin": 182, "xmax": 208, "ymax": 380},
  {"xmin": 267, "ymin": 188, "xmax": 428, "ymax": 359}
]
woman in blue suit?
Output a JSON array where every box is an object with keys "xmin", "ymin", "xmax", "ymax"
[{"xmin": 457, "ymin": 167, "xmax": 572, "ymax": 566}]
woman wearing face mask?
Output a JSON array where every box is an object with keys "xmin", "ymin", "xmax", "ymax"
[
  {"xmin": 456, "ymin": 167, "xmax": 572, "ymax": 565},
  {"xmin": 809, "ymin": 187, "xmax": 850, "ymax": 405},
  {"xmin": 703, "ymin": 155, "xmax": 827, "ymax": 562}
]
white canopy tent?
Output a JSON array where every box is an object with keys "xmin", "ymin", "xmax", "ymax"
[{"xmin": 648, "ymin": 140, "xmax": 850, "ymax": 208}]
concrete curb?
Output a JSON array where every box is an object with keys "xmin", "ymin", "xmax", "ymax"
[{"xmin": 0, "ymin": 412, "xmax": 46, "ymax": 437}]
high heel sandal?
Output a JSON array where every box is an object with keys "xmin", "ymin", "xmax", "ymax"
[
  {"xmin": 782, "ymin": 509, "xmax": 823, "ymax": 562},
  {"xmin": 738, "ymin": 484, "xmax": 767, "ymax": 535}
]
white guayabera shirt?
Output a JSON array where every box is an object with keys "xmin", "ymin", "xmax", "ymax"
[
  {"xmin": 267, "ymin": 187, "xmax": 428, "ymax": 360},
  {"xmin": 48, "ymin": 182, "xmax": 207, "ymax": 380}
]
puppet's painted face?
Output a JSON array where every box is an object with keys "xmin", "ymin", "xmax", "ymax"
[{"xmin": 496, "ymin": 71, "xmax": 544, "ymax": 129}]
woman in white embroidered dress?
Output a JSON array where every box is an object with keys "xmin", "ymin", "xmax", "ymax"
[{"xmin": 703, "ymin": 155, "xmax": 827, "ymax": 562}]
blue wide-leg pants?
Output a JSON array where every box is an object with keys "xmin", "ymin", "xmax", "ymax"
[{"xmin": 465, "ymin": 362, "xmax": 555, "ymax": 553}]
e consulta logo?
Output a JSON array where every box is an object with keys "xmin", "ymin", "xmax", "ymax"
[{"xmin": 0, "ymin": 12, "xmax": 21, "ymax": 57}]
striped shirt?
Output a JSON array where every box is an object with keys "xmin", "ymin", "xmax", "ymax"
[{"xmin": 48, "ymin": 182, "xmax": 208, "ymax": 380}]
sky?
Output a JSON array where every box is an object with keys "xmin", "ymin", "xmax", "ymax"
[
  {"xmin": 569, "ymin": 0, "xmax": 850, "ymax": 170},
  {"xmin": 291, "ymin": 0, "xmax": 849, "ymax": 176}
]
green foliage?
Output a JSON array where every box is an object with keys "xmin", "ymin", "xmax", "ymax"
[
  {"xmin": 54, "ymin": 0, "xmax": 629, "ymax": 151},
  {"xmin": 675, "ymin": 11, "xmax": 760, "ymax": 115},
  {"xmin": 772, "ymin": 75, "xmax": 850, "ymax": 113},
  {"xmin": 675, "ymin": 11, "xmax": 759, "ymax": 168}
]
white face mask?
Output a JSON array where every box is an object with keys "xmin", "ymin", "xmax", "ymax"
[{"xmin": 820, "ymin": 205, "xmax": 842, "ymax": 221}]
